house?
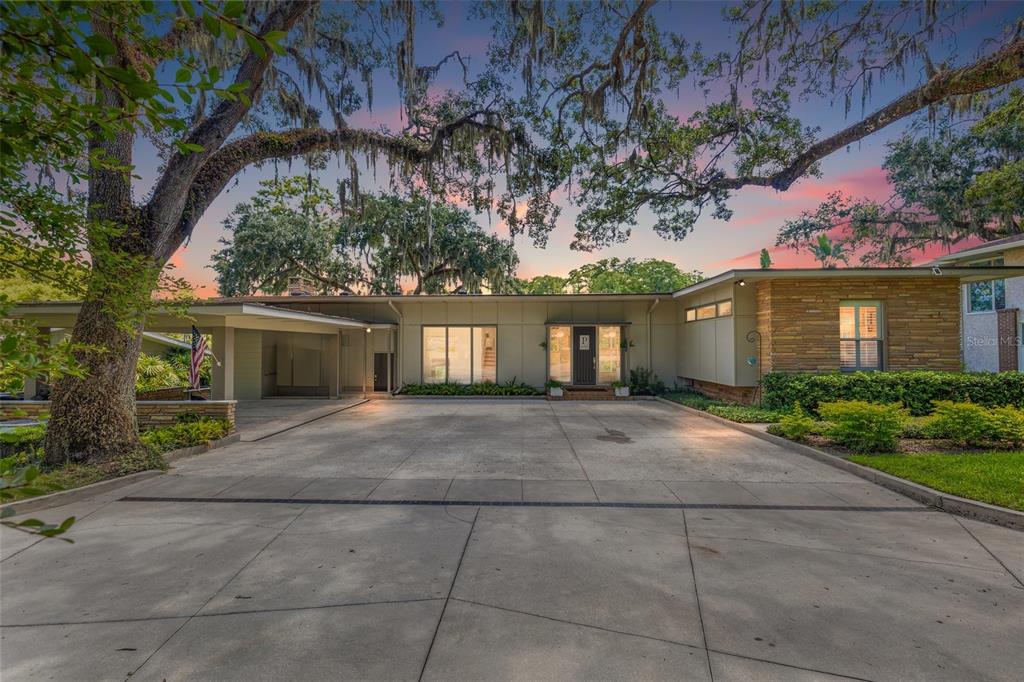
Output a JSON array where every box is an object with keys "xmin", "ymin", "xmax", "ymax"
[
  {"xmin": 930, "ymin": 235, "xmax": 1024, "ymax": 373},
  {"xmin": 11, "ymin": 266, "xmax": 1024, "ymax": 404}
]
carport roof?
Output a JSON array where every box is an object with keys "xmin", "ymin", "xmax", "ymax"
[{"xmin": 10, "ymin": 301, "xmax": 394, "ymax": 333}]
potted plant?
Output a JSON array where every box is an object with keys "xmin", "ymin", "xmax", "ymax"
[
  {"xmin": 545, "ymin": 379, "xmax": 564, "ymax": 397},
  {"xmin": 611, "ymin": 380, "xmax": 629, "ymax": 397}
]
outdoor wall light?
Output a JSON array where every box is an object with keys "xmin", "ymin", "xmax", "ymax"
[
  {"xmin": 736, "ymin": 279, "xmax": 746, "ymax": 287},
  {"xmin": 366, "ymin": 328, "xmax": 372, "ymax": 333}
]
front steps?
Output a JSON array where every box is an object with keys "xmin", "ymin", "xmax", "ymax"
[{"xmin": 549, "ymin": 386, "xmax": 621, "ymax": 401}]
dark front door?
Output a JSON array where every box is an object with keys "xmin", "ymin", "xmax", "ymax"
[
  {"xmin": 373, "ymin": 352, "xmax": 394, "ymax": 392},
  {"xmin": 572, "ymin": 326, "xmax": 596, "ymax": 385}
]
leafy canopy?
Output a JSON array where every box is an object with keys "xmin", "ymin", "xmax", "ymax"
[{"xmin": 213, "ymin": 177, "xmax": 519, "ymax": 295}]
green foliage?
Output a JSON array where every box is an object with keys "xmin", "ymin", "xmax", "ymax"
[
  {"xmin": 135, "ymin": 354, "xmax": 186, "ymax": 393},
  {"xmin": 817, "ymin": 401, "xmax": 908, "ymax": 453},
  {"xmin": 776, "ymin": 114, "xmax": 1024, "ymax": 266},
  {"xmin": 927, "ymin": 401, "xmax": 997, "ymax": 446},
  {"xmin": 664, "ymin": 392, "xmax": 784, "ymax": 423},
  {"xmin": 213, "ymin": 180, "xmax": 520, "ymax": 295},
  {"xmin": 774, "ymin": 403, "xmax": 815, "ymax": 441},
  {"xmin": 139, "ymin": 418, "xmax": 232, "ymax": 453},
  {"xmin": 1, "ymin": 297, "xmax": 86, "ymax": 394},
  {"xmin": 517, "ymin": 275, "xmax": 568, "ymax": 295},
  {"xmin": 629, "ymin": 367, "xmax": 666, "ymax": 396},
  {"xmin": 989, "ymin": 406, "xmax": 1024, "ymax": 447},
  {"xmin": 0, "ymin": 424, "xmax": 45, "ymax": 459},
  {"xmin": 850, "ymin": 451, "xmax": 1024, "ymax": 512},
  {"xmin": 762, "ymin": 371, "xmax": 1024, "ymax": 416},
  {"xmin": 565, "ymin": 258, "xmax": 702, "ymax": 294},
  {"xmin": 544, "ymin": 379, "xmax": 564, "ymax": 389},
  {"xmin": 759, "ymin": 248, "xmax": 772, "ymax": 269},
  {"xmin": 400, "ymin": 381, "xmax": 542, "ymax": 396}
]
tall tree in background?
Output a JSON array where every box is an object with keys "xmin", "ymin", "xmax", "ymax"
[
  {"xmin": 213, "ymin": 178, "xmax": 519, "ymax": 296},
  {"xmin": 566, "ymin": 258, "xmax": 702, "ymax": 293},
  {"xmin": 776, "ymin": 93, "xmax": 1024, "ymax": 265}
]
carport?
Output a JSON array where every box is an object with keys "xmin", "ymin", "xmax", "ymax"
[{"xmin": 10, "ymin": 301, "xmax": 398, "ymax": 399}]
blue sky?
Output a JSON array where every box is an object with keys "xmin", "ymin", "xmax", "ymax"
[{"xmin": 144, "ymin": 0, "xmax": 1022, "ymax": 295}]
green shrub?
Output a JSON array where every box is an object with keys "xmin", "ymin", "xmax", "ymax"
[
  {"xmin": 762, "ymin": 371, "xmax": 1024, "ymax": 416},
  {"xmin": 927, "ymin": 401, "xmax": 997, "ymax": 446},
  {"xmin": 629, "ymin": 367, "xmax": 666, "ymax": 396},
  {"xmin": 990, "ymin": 406, "xmax": 1024, "ymax": 446},
  {"xmin": 0, "ymin": 423, "xmax": 45, "ymax": 458},
  {"xmin": 139, "ymin": 418, "xmax": 232, "ymax": 453},
  {"xmin": 663, "ymin": 392, "xmax": 784, "ymax": 423},
  {"xmin": 400, "ymin": 381, "xmax": 542, "ymax": 397},
  {"xmin": 775, "ymin": 402, "xmax": 815, "ymax": 441},
  {"xmin": 135, "ymin": 354, "xmax": 185, "ymax": 392},
  {"xmin": 818, "ymin": 400, "xmax": 908, "ymax": 453},
  {"xmin": 900, "ymin": 416, "xmax": 935, "ymax": 440}
]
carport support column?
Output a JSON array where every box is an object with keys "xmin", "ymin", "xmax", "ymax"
[
  {"xmin": 22, "ymin": 326, "xmax": 50, "ymax": 399},
  {"xmin": 211, "ymin": 326, "xmax": 235, "ymax": 400},
  {"xmin": 326, "ymin": 332, "xmax": 340, "ymax": 398}
]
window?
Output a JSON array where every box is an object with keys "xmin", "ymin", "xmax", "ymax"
[
  {"xmin": 422, "ymin": 326, "xmax": 497, "ymax": 383},
  {"xmin": 548, "ymin": 326, "xmax": 571, "ymax": 382},
  {"xmin": 685, "ymin": 300, "xmax": 733, "ymax": 322},
  {"xmin": 839, "ymin": 302, "xmax": 883, "ymax": 371},
  {"xmin": 473, "ymin": 327, "xmax": 497, "ymax": 382},
  {"xmin": 598, "ymin": 326, "xmax": 621, "ymax": 384},
  {"xmin": 696, "ymin": 304, "xmax": 717, "ymax": 320},
  {"xmin": 968, "ymin": 279, "xmax": 1006, "ymax": 313}
]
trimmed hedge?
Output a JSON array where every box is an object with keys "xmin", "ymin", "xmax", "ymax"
[
  {"xmin": 762, "ymin": 371, "xmax": 1024, "ymax": 416},
  {"xmin": 400, "ymin": 381, "xmax": 542, "ymax": 397}
]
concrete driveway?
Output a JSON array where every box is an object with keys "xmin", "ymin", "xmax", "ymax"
[{"xmin": 2, "ymin": 400, "xmax": 1022, "ymax": 681}]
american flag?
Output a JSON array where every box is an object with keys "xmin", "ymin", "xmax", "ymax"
[{"xmin": 189, "ymin": 326, "xmax": 207, "ymax": 390}]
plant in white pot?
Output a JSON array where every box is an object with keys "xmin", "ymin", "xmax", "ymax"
[
  {"xmin": 545, "ymin": 379, "xmax": 564, "ymax": 397},
  {"xmin": 611, "ymin": 380, "xmax": 629, "ymax": 397}
]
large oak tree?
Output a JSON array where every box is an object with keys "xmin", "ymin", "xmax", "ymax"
[{"xmin": 3, "ymin": 0, "xmax": 1022, "ymax": 465}]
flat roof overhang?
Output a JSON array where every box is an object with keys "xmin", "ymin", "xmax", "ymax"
[
  {"xmin": 671, "ymin": 267, "xmax": 1024, "ymax": 299},
  {"xmin": 213, "ymin": 293, "xmax": 671, "ymax": 304},
  {"xmin": 8, "ymin": 302, "xmax": 394, "ymax": 334}
]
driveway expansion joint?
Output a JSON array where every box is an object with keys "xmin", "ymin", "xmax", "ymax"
[{"xmin": 117, "ymin": 495, "xmax": 936, "ymax": 512}]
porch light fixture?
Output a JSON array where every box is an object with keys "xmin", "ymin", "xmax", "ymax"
[
  {"xmin": 736, "ymin": 279, "xmax": 746, "ymax": 287},
  {"xmin": 365, "ymin": 328, "xmax": 372, "ymax": 333}
]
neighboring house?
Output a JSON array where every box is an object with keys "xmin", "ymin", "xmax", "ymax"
[
  {"xmin": 12, "ymin": 266, "xmax": 1023, "ymax": 404},
  {"xmin": 931, "ymin": 235, "xmax": 1024, "ymax": 373}
]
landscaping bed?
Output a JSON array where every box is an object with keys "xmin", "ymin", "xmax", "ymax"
[
  {"xmin": 399, "ymin": 381, "xmax": 542, "ymax": 396},
  {"xmin": 663, "ymin": 391, "xmax": 784, "ymax": 423},
  {"xmin": 0, "ymin": 416, "xmax": 232, "ymax": 503},
  {"xmin": 760, "ymin": 397, "xmax": 1024, "ymax": 513}
]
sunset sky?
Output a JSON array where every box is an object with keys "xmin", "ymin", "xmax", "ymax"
[{"xmin": 149, "ymin": 1, "xmax": 1020, "ymax": 296}]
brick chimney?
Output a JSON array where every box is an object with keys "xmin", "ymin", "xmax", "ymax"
[{"xmin": 286, "ymin": 276, "xmax": 315, "ymax": 296}]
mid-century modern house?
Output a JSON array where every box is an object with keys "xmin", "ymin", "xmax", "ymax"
[
  {"xmin": 11, "ymin": 266, "xmax": 1024, "ymax": 404},
  {"xmin": 931, "ymin": 235, "xmax": 1024, "ymax": 373}
]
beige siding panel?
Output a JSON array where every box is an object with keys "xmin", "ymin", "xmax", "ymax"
[
  {"xmin": 521, "ymin": 324, "xmax": 547, "ymax": 386},
  {"xmin": 401, "ymin": 324, "xmax": 421, "ymax": 384},
  {"xmin": 546, "ymin": 301, "xmax": 571, "ymax": 323},
  {"xmin": 521, "ymin": 301, "xmax": 546, "ymax": 324},
  {"xmin": 571, "ymin": 301, "xmax": 599, "ymax": 322},
  {"xmin": 421, "ymin": 302, "xmax": 447, "ymax": 325},
  {"xmin": 399, "ymin": 301, "xmax": 421, "ymax": 324},
  {"xmin": 497, "ymin": 325, "xmax": 523, "ymax": 384},
  {"xmin": 472, "ymin": 301, "xmax": 498, "ymax": 324},
  {"xmin": 233, "ymin": 329, "xmax": 263, "ymax": 399},
  {"xmin": 497, "ymin": 301, "xmax": 523, "ymax": 323},
  {"xmin": 447, "ymin": 302, "xmax": 473, "ymax": 324},
  {"xmin": 598, "ymin": 301, "xmax": 625, "ymax": 323}
]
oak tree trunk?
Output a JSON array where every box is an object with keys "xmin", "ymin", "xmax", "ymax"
[{"xmin": 43, "ymin": 299, "xmax": 145, "ymax": 466}]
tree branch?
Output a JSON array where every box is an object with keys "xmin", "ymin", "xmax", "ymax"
[
  {"xmin": 167, "ymin": 113, "xmax": 510, "ymax": 261},
  {"xmin": 721, "ymin": 36, "xmax": 1024, "ymax": 194},
  {"xmin": 146, "ymin": 0, "xmax": 311, "ymax": 255}
]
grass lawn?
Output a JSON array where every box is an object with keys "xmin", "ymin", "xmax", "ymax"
[
  {"xmin": 849, "ymin": 451, "xmax": 1024, "ymax": 512},
  {"xmin": 663, "ymin": 391, "xmax": 785, "ymax": 423}
]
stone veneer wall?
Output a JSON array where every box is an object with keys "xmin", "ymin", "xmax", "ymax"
[
  {"xmin": 135, "ymin": 387, "xmax": 212, "ymax": 401},
  {"xmin": 0, "ymin": 400, "xmax": 236, "ymax": 431},
  {"xmin": 756, "ymin": 277, "xmax": 961, "ymax": 373},
  {"xmin": 997, "ymin": 308, "xmax": 1019, "ymax": 371}
]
